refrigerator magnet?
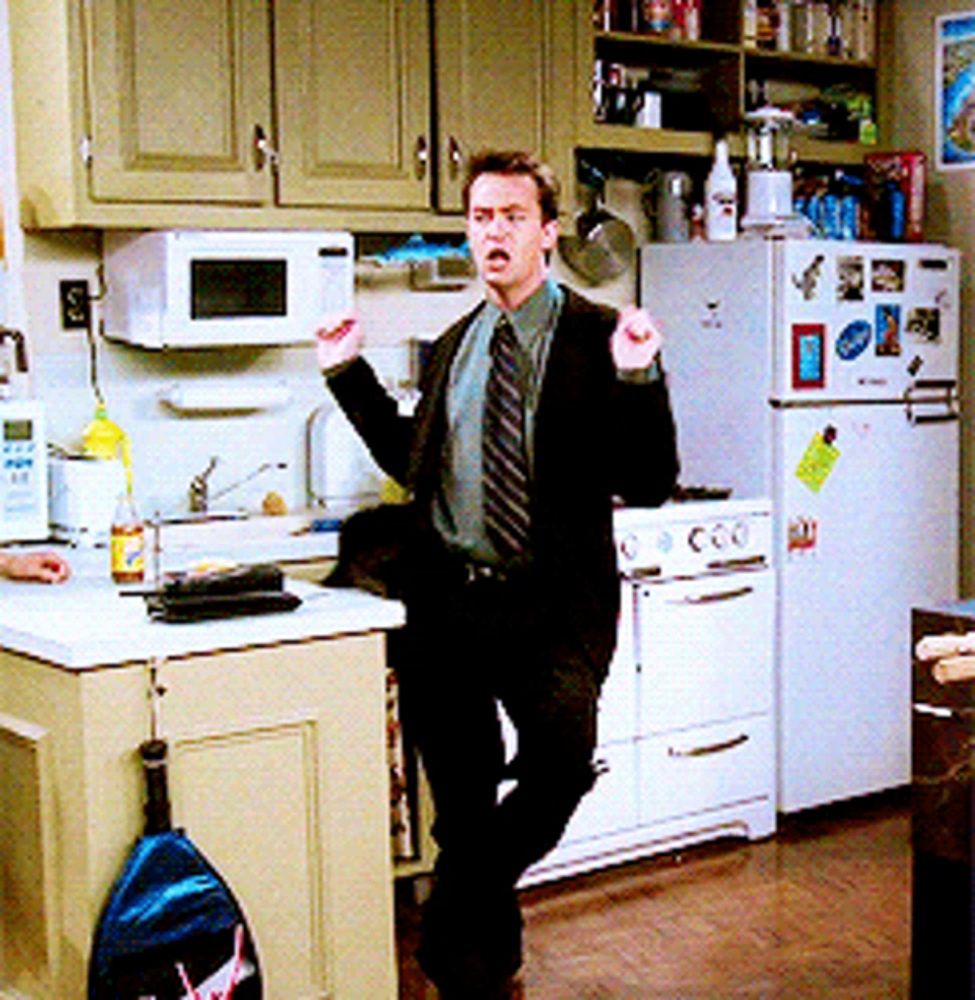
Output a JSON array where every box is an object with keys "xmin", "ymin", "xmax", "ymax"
[
  {"xmin": 905, "ymin": 306, "xmax": 941, "ymax": 343},
  {"xmin": 787, "ymin": 516, "xmax": 819, "ymax": 556},
  {"xmin": 835, "ymin": 319, "xmax": 871, "ymax": 361},
  {"xmin": 792, "ymin": 324, "xmax": 825, "ymax": 389},
  {"xmin": 871, "ymin": 259, "xmax": 905, "ymax": 294},
  {"xmin": 791, "ymin": 254, "xmax": 825, "ymax": 301},
  {"xmin": 875, "ymin": 304, "xmax": 902, "ymax": 356},
  {"xmin": 795, "ymin": 431, "xmax": 840, "ymax": 494},
  {"xmin": 837, "ymin": 257, "xmax": 865, "ymax": 301}
]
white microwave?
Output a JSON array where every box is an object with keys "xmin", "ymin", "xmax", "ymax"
[{"xmin": 103, "ymin": 230, "xmax": 354, "ymax": 349}]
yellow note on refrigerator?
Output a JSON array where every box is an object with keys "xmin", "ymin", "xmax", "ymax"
[{"xmin": 795, "ymin": 432, "xmax": 840, "ymax": 493}]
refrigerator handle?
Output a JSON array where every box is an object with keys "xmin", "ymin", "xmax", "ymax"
[
  {"xmin": 910, "ymin": 412, "xmax": 960, "ymax": 426},
  {"xmin": 905, "ymin": 379, "xmax": 960, "ymax": 425},
  {"xmin": 911, "ymin": 378, "xmax": 956, "ymax": 392}
]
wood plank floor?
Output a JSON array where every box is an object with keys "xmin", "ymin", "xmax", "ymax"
[{"xmin": 397, "ymin": 792, "xmax": 911, "ymax": 998}]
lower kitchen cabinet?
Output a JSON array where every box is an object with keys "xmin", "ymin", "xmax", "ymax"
[{"xmin": 0, "ymin": 635, "xmax": 396, "ymax": 1000}]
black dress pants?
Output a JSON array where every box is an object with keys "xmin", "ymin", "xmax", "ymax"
[{"xmin": 394, "ymin": 564, "xmax": 603, "ymax": 991}]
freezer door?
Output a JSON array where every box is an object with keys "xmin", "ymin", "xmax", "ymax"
[
  {"xmin": 640, "ymin": 240, "xmax": 775, "ymax": 497},
  {"xmin": 774, "ymin": 403, "xmax": 959, "ymax": 812},
  {"xmin": 774, "ymin": 241, "xmax": 960, "ymax": 404}
]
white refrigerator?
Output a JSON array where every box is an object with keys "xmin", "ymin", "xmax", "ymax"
[{"xmin": 640, "ymin": 239, "xmax": 960, "ymax": 812}]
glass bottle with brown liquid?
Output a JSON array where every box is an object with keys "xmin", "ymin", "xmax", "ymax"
[{"xmin": 110, "ymin": 492, "xmax": 145, "ymax": 584}]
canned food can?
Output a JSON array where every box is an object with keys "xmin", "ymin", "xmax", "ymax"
[{"xmin": 641, "ymin": 0, "xmax": 672, "ymax": 34}]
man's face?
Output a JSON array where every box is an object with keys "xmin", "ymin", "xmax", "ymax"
[{"xmin": 466, "ymin": 172, "xmax": 558, "ymax": 309}]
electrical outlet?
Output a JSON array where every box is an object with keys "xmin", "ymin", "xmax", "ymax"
[{"xmin": 60, "ymin": 279, "xmax": 91, "ymax": 331}]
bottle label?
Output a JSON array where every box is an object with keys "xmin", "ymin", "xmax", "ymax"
[{"xmin": 111, "ymin": 528, "xmax": 145, "ymax": 583}]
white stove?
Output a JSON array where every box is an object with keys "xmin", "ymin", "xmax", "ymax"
[{"xmin": 520, "ymin": 495, "xmax": 777, "ymax": 887}]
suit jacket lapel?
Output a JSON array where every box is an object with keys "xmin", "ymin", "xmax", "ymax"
[{"xmin": 406, "ymin": 303, "xmax": 484, "ymax": 494}]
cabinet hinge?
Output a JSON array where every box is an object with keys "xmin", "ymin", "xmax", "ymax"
[{"xmin": 79, "ymin": 135, "xmax": 93, "ymax": 166}]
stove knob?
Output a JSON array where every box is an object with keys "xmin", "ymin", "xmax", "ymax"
[
  {"xmin": 732, "ymin": 520, "xmax": 750, "ymax": 547},
  {"xmin": 711, "ymin": 523, "xmax": 730, "ymax": 549},
  {"xmin": 688, "ymin": 526, "xmax": 708, "ymax": 552},
  {"xmin": 618, "ymin": 532, "xmax": 639, "ymax": 562}
]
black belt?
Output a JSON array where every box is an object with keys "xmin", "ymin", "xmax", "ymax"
[
  {"xmin": 462, "ymin": 560, "xmax": 515, "ymax": 585},
  {"xmin": 437, "ymin": 549, "xmax": 530, "ymax": 588}
]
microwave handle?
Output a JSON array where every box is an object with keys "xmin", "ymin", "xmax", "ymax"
[{"xmin": 253, "ymin": 124, "xmax": 279, "ymax": 171}]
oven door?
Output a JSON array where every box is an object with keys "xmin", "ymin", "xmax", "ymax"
[{"xmin": 635, "ymin": 567, "xmax": 775, "ymax": 736}]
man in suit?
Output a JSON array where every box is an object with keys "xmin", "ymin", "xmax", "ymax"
[{"xmin": 316, "ymin": 150, "xmax": 678, "ymax": 999}]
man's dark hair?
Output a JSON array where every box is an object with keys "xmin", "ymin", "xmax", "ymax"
[{"xmin": 462, "ymin": 150, "xmax": 560, "ymax": 224}]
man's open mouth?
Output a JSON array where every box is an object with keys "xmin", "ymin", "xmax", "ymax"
[{"xmin": 486, "ymin": 249, "xmax": 510, "ymax": 263}]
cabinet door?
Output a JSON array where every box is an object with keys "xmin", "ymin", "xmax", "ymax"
[
  {"xmin": 86, "ymin": 0, "xmax": 274, "ymax": 204},
  {"xmin": 434, "ymin": 0, "xmax": 575, "ymax": 212},
  {"xmin": 274, "ymin": 0, "xmax": 432, "ymax": 209}
]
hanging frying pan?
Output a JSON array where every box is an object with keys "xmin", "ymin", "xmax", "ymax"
[
  {"xmin": 558, "ymin": 168, "xmax": 635, "ymax": 284},
  {"xmin": 88, "ymin": 738, "xmax": 263, "ymax": 999}
]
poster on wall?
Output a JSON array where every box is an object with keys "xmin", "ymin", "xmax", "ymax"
[{"xmin": 936, "ymin": 11, "xmax": 975, "ymax": 170}]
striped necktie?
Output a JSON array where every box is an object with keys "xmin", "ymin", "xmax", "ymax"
[{"xmin": 483, "ymin": 315, "xmax": 531, "ymax": 561}]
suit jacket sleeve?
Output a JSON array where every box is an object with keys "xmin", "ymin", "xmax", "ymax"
[
  {"xmin": 609, "ymin": 370, "xmax": 680, "ymax": 506},
  {"xmin": 543, "ymin": 288, "xmax": 679, "ymax": 511},
  {"xmin": 325, "ymin": 357, "xmax": 414, "ymax": 486}
]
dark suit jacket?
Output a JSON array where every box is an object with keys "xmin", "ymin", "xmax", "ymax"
[{"xmin": 327, "ymin": 286, "xmax": 679, "ymax": 675}]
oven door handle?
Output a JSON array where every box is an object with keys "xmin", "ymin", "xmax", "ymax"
[
  {"xmin": 668, "ymin": 733, "xmax": 749, "ymax": 758},
  {"xmin": 668, "ymin": 584, "xmax": 754, "ymax": 605}
]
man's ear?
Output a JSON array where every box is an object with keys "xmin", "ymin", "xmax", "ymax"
[{"xmin": 541, "ymin": 218, "xmax": 559, "ymax": 254}]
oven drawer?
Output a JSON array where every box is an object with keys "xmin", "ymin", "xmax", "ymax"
[
  {"xmin": 639, "ymin": 714, "xmax": 774, "ymax": 826},
  {"xmin": 560, "ymin": 741, "xmax": 639, "ymax": 846},
  {"xmin": 637, "ymin": 570, "xmax": 774, "ymax": 735}
]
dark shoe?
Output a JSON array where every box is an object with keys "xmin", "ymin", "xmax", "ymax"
[
  {"xmin": 417, "ymin": 882, "xmax": 523, "ymax": 997},
  {"xmin": 436, "ymin": 971, "xmax": 522, "ymax": 1000}
]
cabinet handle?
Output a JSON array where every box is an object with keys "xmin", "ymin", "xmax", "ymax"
[
  {"xmin": 670, "ymin": 585, "xmax": 754, "ymax": 605},
  {"xmin": 448, "ymin": 135, "xmax": 463, "ymax": 179},
  {"xmin": 668, "ymin": 733, "xmax": 749, "ymax": 758},
  {"xmin": 414, "ymin": 136, "xmax": 428, "ymax": 179},
  {"xmin": 253, "ymin": 124, "xmax": 279, "ymax": 171}
]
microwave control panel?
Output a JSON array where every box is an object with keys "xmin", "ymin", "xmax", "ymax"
[{"xmin": 0, "ymin": 400, "xmax": 48, "ymax": 542}]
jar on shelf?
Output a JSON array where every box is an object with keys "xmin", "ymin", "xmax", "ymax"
[
  {"xmin": 639, "ymin": 0, "xmax": 672, "ymax": 35},
  {"xmin": 791, "ymin": 0, "xmax": 814, "ymax": 53}
]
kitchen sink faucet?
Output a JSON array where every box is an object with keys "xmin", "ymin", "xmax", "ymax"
[{"xmin": 188, "ymin": 457, "xmax": 287, "ymax": 514}]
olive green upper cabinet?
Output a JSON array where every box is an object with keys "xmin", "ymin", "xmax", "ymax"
[
  {"xmin": 433, "ymin": 0, "xmax": 575, "ymax": 213},
  {"xmin": 7, "ymin": 1, "xmax": 572, "ymax": 228},
  {"xmin": 86, "ymin": 0, "xmax": 274, "ymax": 205},
  {"xmin": 8, "ymin": 0, "xmax": 276, "ymax": 227},
  {"xmin": 274, "ymin": 0, "xmax": 432, "ymax": 210}
]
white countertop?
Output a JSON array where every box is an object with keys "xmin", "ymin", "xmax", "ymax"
[{"xmin": 0, "ymin": 547, "xmax": 403, "ymax": 670}]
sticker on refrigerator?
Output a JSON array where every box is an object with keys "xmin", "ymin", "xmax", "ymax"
[
  {"xmin": 795, "ymin": 427, "xmax": 839, "ymax": 493},
  {"xmin": 905, "ymin": 307, "xmax": 941, "ymax": 342},
  {"xmin": 835, "ymin": 319, "xmax": 871, "ymax": 361},
  {"xmin": 791, "ymin": 254, "xmax": 825, "ymax": 301},
  {"xmin": 792, "ymin": 324, "xmax": 825, "ymax": 389},
  {"xmin": 837, "ymin": 256, "xmax": 865, "ymax": 301},
  {"xmin": 787, "ymin": 516, "xmax": 819, "ymax": 556},
  {"xmin": 875, "ymin": 304, "xmax": 901, "ymax": 356},
  {"xmin": 871, "ymin": 259, "xmax": 906, "ymax": 294}
]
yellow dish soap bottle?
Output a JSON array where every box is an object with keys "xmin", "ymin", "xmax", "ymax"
[{"xmin": 83, "ymin": 401, "xmax": 134, "ymax": 491}]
